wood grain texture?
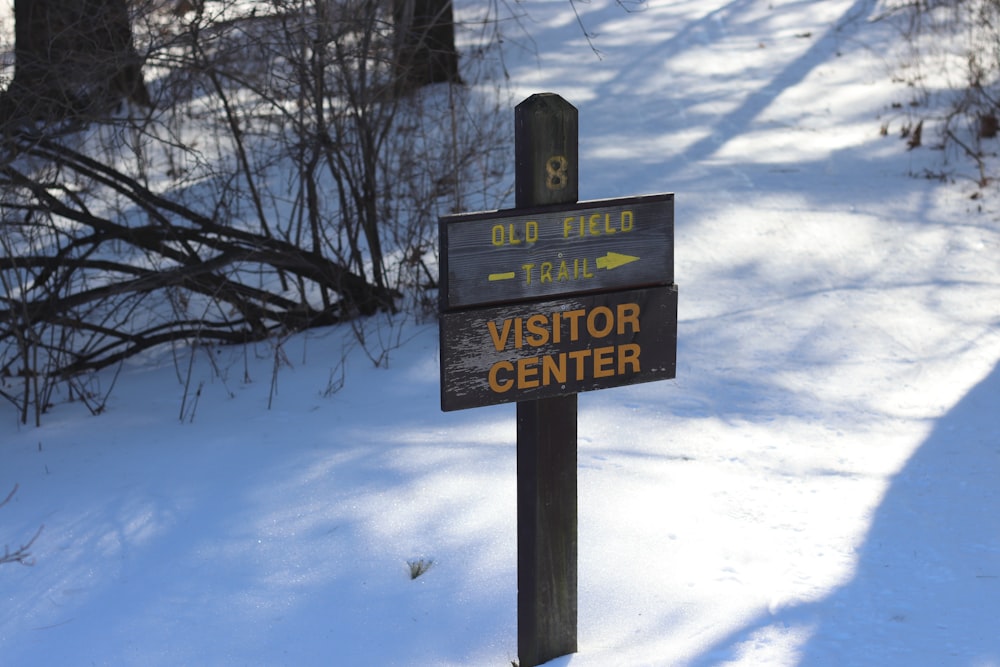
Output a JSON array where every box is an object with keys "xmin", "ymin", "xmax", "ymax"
[
  {"xmin": 440, "ymin": 285, "xmax": 677, "ymax": 410},
  {"xmin": 514, "ymin": 93, "xmax": 579, "ymax": 667},
  {"xmin": 440, "ymin": 194, "xmax": 673, "ymax": 309}
]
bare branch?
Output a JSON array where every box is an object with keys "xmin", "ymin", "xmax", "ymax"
[{"xmin": 1, "ymin": 486, "xmax": 44, "ymax": 567}]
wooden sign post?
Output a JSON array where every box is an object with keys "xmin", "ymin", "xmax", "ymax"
[
  {"xmin": 438, "ymin": 93, "xmax": 677, "ymax": 667},
  {"xmin": 514, "ymin": 94, "xmax": 580, "ymax": 667}
]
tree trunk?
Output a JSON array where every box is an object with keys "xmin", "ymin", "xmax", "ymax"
[
  {"xmin": 2, "ymin": 0, "xmax": 150, "ymax": 125},
  {"xmin": 393, "ymin": 0, "xmax": 461, "ymax": 92}
]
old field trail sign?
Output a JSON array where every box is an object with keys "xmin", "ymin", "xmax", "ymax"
[
  {"xmin": 441, "ymin": 193, "xmax": 673, "ymax": 309},
  {"xmin": 438, "ymin": 93, "xmax": 677, "ymax": 667},
  {"xmin": 440, "ymin": 193, "xmax": 676, "ymax": 411}
]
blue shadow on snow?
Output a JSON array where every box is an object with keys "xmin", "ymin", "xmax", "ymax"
[{"xmin": 691, "ymin": 359, "xmax": 1000, "ymax": 666}]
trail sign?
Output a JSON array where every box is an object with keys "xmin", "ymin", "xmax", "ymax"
[
  {"xmin": 440, "ymin": 194, "xmax": 673, "ymax": 309},
  {"xmin": 440, "ymin": 284, "xmax": 676, "ymax": 411},
  {"xmin": 437, "ymin": 92, "xmax": 678, "ymax": 667},
  {"xmin": 438, "ymin": 191, "xmax": 676, "ymax": 412}
]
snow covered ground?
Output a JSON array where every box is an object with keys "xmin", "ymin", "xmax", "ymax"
[{"xmin": 3, "ymin": 0, "xmax": 1000, "ymax": 665}]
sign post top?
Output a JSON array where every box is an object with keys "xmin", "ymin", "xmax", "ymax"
[
  {"xmin": 514, "ymin": 93, "xmax": 578, "ymax": 121},
  {"xmin": 515, "ymin": 93, "xmax": 579, "ymax": 208}
]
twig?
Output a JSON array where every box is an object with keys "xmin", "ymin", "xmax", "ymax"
[
  {"xmin": 569, "ymin": 0, "xmax": 603, "ymax": 59},
  {"xmin": 1, "ymin": 485, "xmax": 44, "ymax": 567},
  {"xmin": 2, "ymin": 525, "xmax": 44, "ymax": 566},
  {"xmin": 0, "ymin": 484, "xmax": 18, "ymax": 509},
  {"xmin": 945, "ymin": 128, "xmax": 989, "ymax": 186}
]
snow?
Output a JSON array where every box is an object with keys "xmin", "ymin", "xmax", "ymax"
[{"xmin": 3, "ymin": 0, "xmax": 1000, "ymax": 665}]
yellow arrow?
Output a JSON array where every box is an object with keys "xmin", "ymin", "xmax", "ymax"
[
  {"xmin": 488, "ymin": 271, "xmax": 516, "ymax": 281},
  {"xmin": 595, "ymin": 251, "xmax": 639, "ymax": 271}
]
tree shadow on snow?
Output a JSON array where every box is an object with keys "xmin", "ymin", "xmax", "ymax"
[{"xmin": 689, "ymin": 359, "xmax": 1000, "ymax": 666}]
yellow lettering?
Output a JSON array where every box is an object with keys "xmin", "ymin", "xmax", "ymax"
[
  {"xmin": 490, "ymin": 343, "xmax": 642, "ymax": 393},
  {"xmin": 493, "ymin": 222, "xmax": 538, "ymax": 246},
  {"xmin": 526, "ymin": 220, "xmax": 538, "ymax": 244},
  {"xmin": 487, "ymin": 319, "xmax": 512, "ymax": 351},
  {"xmin": 522, "ymin": 263, "xmax": 535, "ymax": 285},
  {"xmin": 587, "ymin": 306, "xmax": 614, "ymax": 338},
  {"xmin": 563, "ymin": 309, "xmax": 585, "ymax": 341},
  {"xmin": 542, "ymin": 353, "xmax": 567, "ymax": 386},
  {"xmin": 517, "ymin": 356, "xmax": 540, "ymax": 389},
  {"xmin": 616, "ymin": 302, "xmax": 640, "ymax": 334},
  {"xmin": 589, "ymin": 213, "xmax": 602, "ymax": 236},
  {"xmin": 489, "ymin": 361, "xmax": 514, "ymax": 392},
  {"xmin": 583, "ymin": 258, "xmax": 594, "ymax": 278},
  {"xmin": 558, "ymin": 210, "xmax": 636, "ymax": 238},
  {"xmin": 540, "ymin": 262, "xmax": 553, "ymax": 284},
  {"xmin": 557, "ymin": 260, "xmax": 570, "ymax": 282},
  {"xmin": 525, "ymin": 314, "xmax": 550, "ymax": 347},
  {"xmin": 593, "ymin": 345, "xmax": 616, "ymax": 378},
  {"xmin": 618, "ymin": 343, "xmax": 641, "ymax": 374},
  {"xmin": 485, "ymin": 302, "xmax": 646, "ymax": 393},
  {"xmin": 568, "ymin": 349, "xmax": 591, "ymax": 380},
  {"xmin": 508, "ymin": 223, "xmax": 521, "ymax": 245}
]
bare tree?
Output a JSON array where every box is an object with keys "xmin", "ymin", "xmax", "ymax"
[
  {"xmin": 1, "ymin": 0, "xmax": 150, "ymax": 125},
  {"xmin": 393, "ymin": 0, "xmax": 462, "ymax": 91},
  {"xmin": 1, "ymin": 0, "xmax": 509, "ymax": 423}
]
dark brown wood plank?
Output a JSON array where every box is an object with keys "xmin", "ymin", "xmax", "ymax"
[
  {"xmin": 440, "ymin": 194, "xmax": 673, "ymax": 309},
  {"xmin": 517, "ymin": 393, "xmax": 578, "ymax": 667},
  {"xmin": 514, "ymin": 92, "xmax": 578, "ymax": 667},
  {"xmin": 439, "ymin": 284, "xmax": 678, "ymax": 411}
]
